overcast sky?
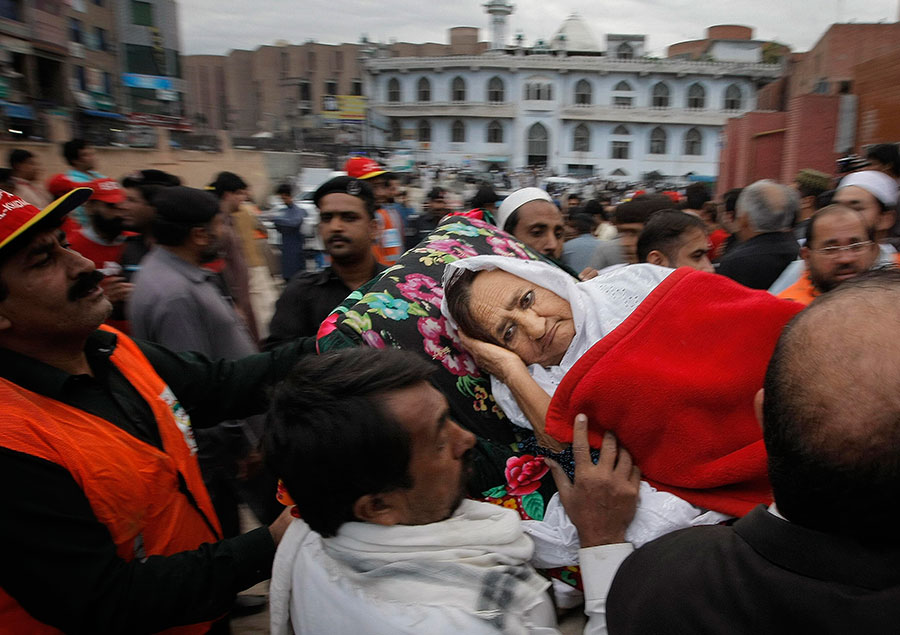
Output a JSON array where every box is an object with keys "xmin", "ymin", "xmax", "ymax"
[{"xmin": 179, "ymin": 0, "xmax": 898, "ymax": 57}]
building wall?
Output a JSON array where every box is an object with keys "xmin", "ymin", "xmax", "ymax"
[
  {"xmin": 716, "ymin": 111, "xmax": 787, "ymax": 195},
  {"xmin": 854, "ymin": 48, "xmax": 900, "ymax": 147}
]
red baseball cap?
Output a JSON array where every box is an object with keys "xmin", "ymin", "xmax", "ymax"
[
  {"xmin": 344, "ymin": 156, "xmax": 388, "ymax": 180},
  {"xmin": 0, "ymin": 187, "xmax": 92, "ymax": 251},
  {"xmin": 89, "ymin": 177, "xmax": 125, "ymax": 204},
  {"xmin": 46, "ymin": 173, "xmax": 80, "ymax": 199}
]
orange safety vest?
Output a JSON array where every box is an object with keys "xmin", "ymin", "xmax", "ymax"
[
  {"xmin": 777, "ymin": 271, "xmax": 818, "ymax": 306},
  {"xmin": 0, "ymin": 326, "xmax": 221, "ymax": 634},
  {"xmin": 372, "ymin": 206, "xmax": 404, "ymax": 266}
]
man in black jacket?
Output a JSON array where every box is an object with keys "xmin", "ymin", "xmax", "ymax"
[{"xmin": 606, "ymin": 269, "xmax": 900, "ymax": 634}]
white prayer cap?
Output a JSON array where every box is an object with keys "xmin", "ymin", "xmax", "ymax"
[
  {"xmin": 837, "ymin": 170, "xmax": 899, "ymax": 207},
  {"xmin": 496, "ymin": 187, "xmax": 555, "ymax": 231}
]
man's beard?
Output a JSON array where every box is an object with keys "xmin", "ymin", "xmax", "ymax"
[
  {"xmin": 809, "ymin": 264, "xmax": 864, "ymax": 294},
  {"xmin": 92, "ymin": 213, "xmax": 124, "ymax": 238}
]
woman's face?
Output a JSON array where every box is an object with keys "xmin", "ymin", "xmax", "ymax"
[{"xmin": 468, "ymin": 269, "xmax": 575, "ymax": 367}]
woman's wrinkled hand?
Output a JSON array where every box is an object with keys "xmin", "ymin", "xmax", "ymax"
[{"xmin": 457, "ymin": 330, "xmax": 526, "ymax": 382}]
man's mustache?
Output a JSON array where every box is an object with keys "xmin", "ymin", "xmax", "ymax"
[{"xmin": 68, "ymin": 270, "xmax": 105, "ymax": 301}]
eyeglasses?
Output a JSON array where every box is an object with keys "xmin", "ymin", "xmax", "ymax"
[{"xmin": 812, "ymin": 241, "xmax": 873, "ymax": 257}]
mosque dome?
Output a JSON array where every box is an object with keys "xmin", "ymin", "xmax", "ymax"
[{"xmin": 552, "ymin": 14, "xmax": 601, "ymax": 52}]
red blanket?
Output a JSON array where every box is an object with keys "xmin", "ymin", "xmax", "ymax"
[{"xmin": 546, "ymin": 268, "xmax": 804, "ymax": 517}]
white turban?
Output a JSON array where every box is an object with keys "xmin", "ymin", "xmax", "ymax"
[
  {"xmin": 837, "ymin": 170, "xmax": 898, "ymax": 207},
  {"xmin": 496, "ymin": 187, "xmax": 554, "ymax": 231}
]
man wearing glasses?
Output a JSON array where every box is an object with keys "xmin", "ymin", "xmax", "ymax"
[{"xmin": 779, "ymin": 205, "xmax": 882, "ymax": 305}]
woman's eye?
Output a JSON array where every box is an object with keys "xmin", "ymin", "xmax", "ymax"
[
  {"xmin": 520, "ymin": 291, "xmax": 534, "ymax": 309},
  {"xmin": 503, "ymin": 325, "xmax": 515, "ymax": 343}
]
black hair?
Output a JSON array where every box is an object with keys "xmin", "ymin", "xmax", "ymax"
[
  {"xmin": 636, "ymin": 209, "xmax": 706, "ymax": 263},
  {"xmin": 815, "ymin": 189, "xmax": 835, "ymax": 211},
  {"xmin": 865, "ymin": 143, "xmax": 900, "ymax": 178},
  {"xmin": 723, "ymin": 188, "xmax": 743, "ymax": 214},
  {"xmin": 684, "ymin": 183, "xmax": 711, "ymax": 210},
  {"xmin": 470, "ymin": 185, "xmax": 498, "ymax": 210},
  {"xmin": 312, "ymin": 176, "xmax": 376, "ymax": 218},
  {"xmin": 582, "ymin": 199, "xmax": 606, "ymax": 221},
  {"xmin": 209, "ymin": 171, "xmax": 247, "ymax": 198},
  {"xmin": 763, "ymin": 269, "xmax": 900, "ymax": 545},
  {"xmin": 275, "ymin": 183, "xmax": 293, "ymax": 197},
  {"xmin": 805, "ymin": 204, "xmax": 875, "ymax": 246},
  {"xmin": 427, "ymin": 186, "xmax": 446, "ymax": 201},
  {"xmin": 503, "ymin": 209, "xmax": 521, "ymax": 233},
  {"xmin": 62, "ymin": 139, "xmax": 88, "ymax": 166},
  {"xmin": 121, "ymin": 169, "xmax": 181, "ymax": 208},
  {"xmin": 615, "ymin": 196, "xmax": 671, "ymax": 226},
  {"xmin": 568, "ymin": 213, "xmax": 594, "ymax": 235},
  {"xmin": 8, "ymin": 149, "xmax": 33, "ymax": 169},
  {"xmin": 567, "ymin": 193, "xmax": 581, "ymax": 201},
  {"xmin": 264, "ymin": 348, "xmax": 435, "ymax": 537}
]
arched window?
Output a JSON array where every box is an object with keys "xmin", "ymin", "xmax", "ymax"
[
  {"xmin": 649, "ymin": 127, "xmax": 667, "ymax": 154},
  {"xmin": 527, "ymin": 122, "xmax": 548, "ymax": 165},
  {"xmin": 387, "ymin": 78, "xmax": 401, "ymax": 103},
  {"xmin": 417, "ymin": 77, "xmax": 431, "ymax": 102},
  {"xmin": 612, "ymin": 124, "xmax": 630, "ymax": 136},
  {"xmin": 487, "ymin": 120, "xmax": 503, "ymax": 143},
  {"xmin": 451, "ymin": 119, "xmax": 465, "ymax": 143},
  {"xmin": 573, "ymin": 124, "xmax": 590, "ymax": 152},
  {"xmin": 684, "ymin": 128, "xmax": 702, "ymax": 155},
  {"xmin": 613, "ymin": 81, "xmax": 633, "ymax": 107},
  {"xmin": 488, "ymin": 76, "xmax": 505, "ymax": 103},
  {"xmin": 687, "ymin": 83, "xmax": 705, "ymax": 109},
  {"xmin": 389, "ymin": 119, "xmax": 402, "ymax": 142},
  {"xmin": 610, "ymin": 168, "xmax": 628, "ymax": 176},
  {"xmin": 525, "ymin": 81, "xmax": 552, "ymax": 100},
  {"xmin": 616, "ymin": 42, "xmax": 634, "ymax": 60},
  {"xmin": 417, "ymin": 119, "xmax": 431, "ymax": 142},
  {"xmin": 451, "ymin": 76, "xmax": 466, "ymax": 102},
  {"xmin": 724, "ymin": 84, "xmax": 742, "ymax": 110},
  {"xmin": 575, "ymin": 79, "xmax": 592, "ymax": 105},
  {"xmin": 652, "ymin": 82, "xmax": 670, "ymax": 108},
  {"xmin": 614, "ymin": 80, "xmax": 632, "ymax": 91}
]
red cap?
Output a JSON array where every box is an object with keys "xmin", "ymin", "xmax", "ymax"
[
  {"xmin": 344, "ymin": 156, "xmax": 388, "ymax": 180},
  {"xmin": 0, "ymin": 187, "xmax": 92, "ymax": 251},
  {"xmin": 89, "ymin": 177, "xmax": 125, "ymax": 204},
  {"xmin": 46, "ymin": 174, "xmax": 80, "ymax": 199}
]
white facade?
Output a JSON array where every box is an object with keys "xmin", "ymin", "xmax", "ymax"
[{"xmin": 366, "ymin": 46, "xmax": 781, "ymax": 180}]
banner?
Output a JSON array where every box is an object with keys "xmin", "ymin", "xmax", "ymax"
[{"xmin": 322, "ymin": 95, "xmax": 367, "ymax": 124}]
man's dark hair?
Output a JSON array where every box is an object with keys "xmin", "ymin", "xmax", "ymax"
[
  {"xmin": 427, "ymin": 186, "xmax": 446, "ymax": 201},
  {"xmin": 264, "ymin": 348, "xmax": 436, "ymax": 537},
  {"xmin": 723, "ymin": 188, "xmax": 743, "ymax": 214},
  {"xmin": 312, "ymin": 176, "xmax": 376, "ymax": 218},
  {"xmin": 209, "ymin": 171, "xmax": 247, "ymax": 198},
  {"xmin": 62, "ymin": 139, "xmax": 88, "ymax": 167},
  {"xmin": 582, "ymin": 198, "xmax": 607, "ymax": 222},
  {"xmin": 615, "ymin": 195, "xmax": 671, "ymax": 226},
  {"xmin": 637, "ymin": 209, "xmax": 706, "ymax": 262},
  {"xmin": 815, "ymin": 189, "xmax": 835, "ymax": 210},
  {"xmin": 805, "ymin": 205, "xmax": 875, "ymax": 246},
  {"xmin": 121, "ymin": 169, "xmax": 181, "ymax": 207},
  {"xmin": 275, "ymin": 182, "xmax": 293, "ymax": 197},
  {"xmin": 763, "ymin": 269, "xmax": 900, "ymax": 545},
  {"xmin": 470, "ymin": 185, "xmax": 498, "ymax": 210},
  {"xmin": 567, "ymin": 193, "xmax": 581, "ymax": 202},
  {"xmin": 150, "ymin": 186, "xmax": 220, "ymax": 247},
  {"xmin": 8, "ymin": 149, "xmax": 33, "ymax": 169},
  {"xmin": 866, "ymin": 143, "xmax": 900, "ymax": 178},
  {"xmin": 683, "ymin": 183, "xmax": 710, "ymax": 210},
  {"xmin": 568, "ymin": 213, "xmax": 594, "ymax": 235}
]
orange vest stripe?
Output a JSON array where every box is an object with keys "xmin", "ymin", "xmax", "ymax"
[{"xmin": 0, "ymin": 326, "xmax": 221, "ymax": 634}]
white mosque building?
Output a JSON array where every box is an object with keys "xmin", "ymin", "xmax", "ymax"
[{"xmin": 364, "ymin": 7, "xmax": 783, "ymax": 182}]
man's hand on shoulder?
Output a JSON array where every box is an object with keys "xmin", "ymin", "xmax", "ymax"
[{"xmin": 548, "ymin": 414, "xmax": 640, "ymax": 547}]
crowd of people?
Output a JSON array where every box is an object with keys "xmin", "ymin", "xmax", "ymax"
[{"xmin": 0, "ymin": 137, "xmax": 898, "ymax": 634}]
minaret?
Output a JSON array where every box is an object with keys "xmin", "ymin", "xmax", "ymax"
[{"xmin": 484, "ymin": 0, "xmax": 514, "ymax": 50}]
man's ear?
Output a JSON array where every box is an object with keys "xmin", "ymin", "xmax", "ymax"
[
  {"xmin": 645, "ymin": 250, "xmax": 669, "ymax": 267},
  {"xmin": 877, "ymin": 209, "xmax": 897, "ymax": 233},
  {"xmin": 190, "ymin": 225, "xmax": 209, "ymax": 247},
  {"xmin": 754, "ymin": 388, "xmax": 765, "ymax": 430},
  {"xmin": 352, "ymin": 491, "xmax": 405, "ymax": 527},
  {"xmin": 800, "ymin": 245, "xmax": 810, "ymax": 264},
  {"xmin": 368, "ymin": 217, "xmax": 379, "ymax": 242}
]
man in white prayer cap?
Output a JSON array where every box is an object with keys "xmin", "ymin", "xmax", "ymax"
[{"xmin": 496, "ymin": 187, "xmax": 565, "ymax": 260}]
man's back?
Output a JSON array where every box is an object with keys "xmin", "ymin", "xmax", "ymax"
[
  {"xmin": 607, "ymin": 507, "xmax": 900, "ymax": 634},
  {"xmin": 717, "ymin": 232, "xmax": 799, "ymax": 290}
]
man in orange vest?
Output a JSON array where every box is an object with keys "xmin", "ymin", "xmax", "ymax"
[
  {"xmin": 344, "ymin": 157, "xmax": 405, "ymax": 266},
  {"xmin": 778, "ymin": 205, "xmax": 882, "ymax": 305},
  {"xmin": 0, "ymin": 188, "xmax": 307, "ymax": 633}
]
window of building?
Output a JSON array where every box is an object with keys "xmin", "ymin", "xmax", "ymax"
[
  {"xmin": 524, "ymin": 82, "xmax": 552, "ymax": 100},
  {"xmin": 613, "ymin": 80, "xmax": 632, "ymax": 91},
  {"xmin": 73, "ymin": 65, "xmax": 86, "ymax": 91},
  {"xmin": 724, "ymin": 84, "xmax": 742, "ymax": 110},
  {"xmin": 418, "ymin": 119, "xmax": 431, "ymax": 142},
  {"xmin": 649, "ymin": 127, "xmax": 667, "ymax": 154},
  {"xmin": 93, "ymin": 26, "xmax": 107, "ymax": 52},
  {"xmin": 616, "ymin": 42, "xmax": 634, "ymax": 60},
  {"xmin": 687, "ymin": 83, "xmax": 705, "ymax": 109},
  {"xmin": 487, "ymin": 120, "xmax": 503, "ymax": 143},
  {"xmin": 611, "ymin": 140, "xmax": 630, "ymax": 159},
  {"xmin": 573, "ymin": 124, "xmax": 590, "ymax": 152},
  {"xmin": 684, "ymin": 128, "xmax": 703, "ymax": 155},
  {"xmin": 613, "ymin": 95, "xmax": 633, "ymax": 108},
  {"xmin": 103, "ymin": 71, "xmax": 112, "ymax": 95},
  {"xmin": 325, "ymin": 80, "xmax": 337, "ymax": 95},
  {"xmin": 69, "ymin": 17, "xmax": 83, "ymax": 43},
  {"xmin": 93, "ymin": 0, "xmax": 104, "ymax": 5},
  {"xmin": 336, "ymin": 51, "xmax": 344, "ymax": 70},
  {"xmin": 574, "ymin": 79, "xmax": 591, "ymax": 105},
  {"xmin": 351, "ymin": 80, "xmax": 363, "ymax": 96},
  {"xmin": 612, "ymin": 124, "xmax": 630, "ymax": 136},
  {"xmin": 299, "ymin": 81, "xmax": 311, "ymax": 102},
  {"xmin": 125, "ymin": 43, "xmax": 164, "ymax": 75},
  {"xmin": 417, "ymin": 77, "xmax": 431, "ymax": 102},
  {"xmin": 280, "ymin": 50, "xmax": 289, "ymax": 77},
  {"xmin": 387, "ymin": 78, "xmax": 401, "ymax": 102},
  {"xmin": 451, "ymin": 119, "xmax": 465, "ymax": 143},
  {"xmin": 0, "ymin": 0, "xmax": 23, "ymax": 21},
  {"xmin": 651, "ymin": 82, "xmax": 669, "ymax": 108},
  {"xmin": 611, "ymin": 168, "xmax": 628, "ymax": 177},
  {"xmin": 131, "ymin": 0, "xmax": 153, "ymax": 26},
  {"xmin": 527, "ymin": 122, "xmax": 549, "ymax": 166},
  {"xmin": 390, "ymin": 119, "xmax": 402, "ymax": 142},
  {"xmin": 487, "ymin": 76, "xmax": 504, "ymax": 103},
  {"xmin": 451, "ymin": 76, "xmax": 466, "ymax": 102}
]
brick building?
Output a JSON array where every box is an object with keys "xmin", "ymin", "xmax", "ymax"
[{"xmin": 854, "ymin": 48, "xmax": 900, "ymax": 148}]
